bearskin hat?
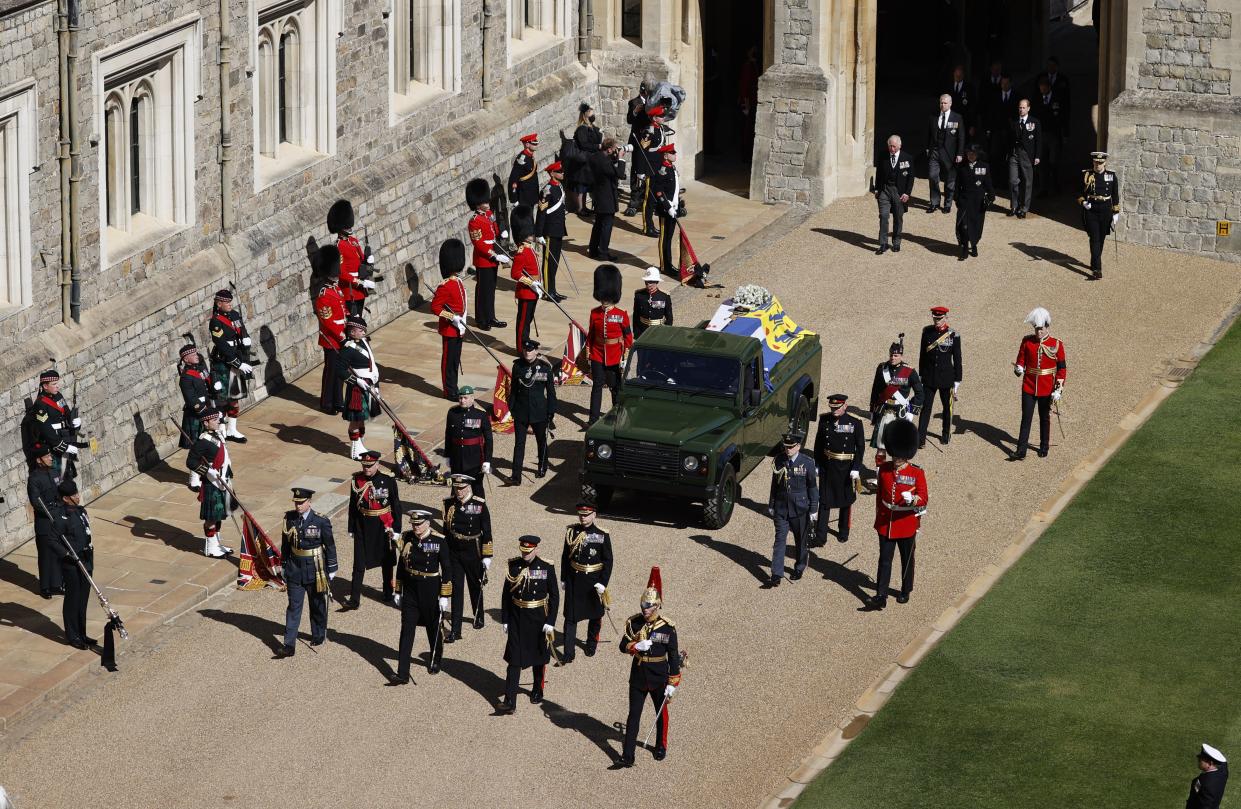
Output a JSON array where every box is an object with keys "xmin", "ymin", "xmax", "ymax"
[
  {"xmin": 510, "ymin": 204, "xmax": 535, "ymax": 243},
  {"xmin": 593, "ymin": 263, "xmax": 622, "ymax": 305},
  {"xmin": 883, "ymin": 419, "xmax": 919, "ymax": 461},
  {"xmin": 439, "ymin": 238, "xmax": 466, "ymax": 279},
  {"xmin": 466, "ymin": 178, "xmax": 491, "ymax": 209},
  {"xmin": 327, "ymin": 199, "xmax": 355, "ymax": 234},
  {"xmin": 316, "ymin": 244, "xmax": 341, "ymax": 279}
]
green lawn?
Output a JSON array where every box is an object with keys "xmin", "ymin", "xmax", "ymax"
[{"xmin": 797, "ymin": 317, "xmax": 1241, "ymax": 808}]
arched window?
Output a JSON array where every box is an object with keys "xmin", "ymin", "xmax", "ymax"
[
  {"xmin": 0, "ymin": 83, "xmax": 37, "ymax": 313},
  {"xmin": 257, "ymin": 34, "xmax": 276, "ymax": 157},
  {"xmin": 103, "ymin": 92, "xmax": 127, "ymax": 230},
  {"xmin": 279, "ymin": 24, "xmax": 301, "ymax": 146}
]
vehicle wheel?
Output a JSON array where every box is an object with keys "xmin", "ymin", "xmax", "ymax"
[
  {"xmin": 581, "ymin": 481, "xmax": 614, "ymax": 509},
  {"xmin": 703, "ymin": 464, "xmax": 737, "ymax": 529},
  {"xmin": 790, "ymin": 394, "xmax": 811, "ymax": 438}
]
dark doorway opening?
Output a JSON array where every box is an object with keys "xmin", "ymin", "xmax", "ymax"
[{"xmin": 700, "ymin": 0, "xmax": 765, "ymax": 195}]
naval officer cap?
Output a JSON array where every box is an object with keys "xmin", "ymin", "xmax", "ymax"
[{"xmin": 1200, "ymin": 743, "xmax": 1227, "ymax": 764}]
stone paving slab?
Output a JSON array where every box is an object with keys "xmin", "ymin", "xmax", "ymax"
[{"xmin": 0, "ymin": 179, "xmax": 787, "ymax": 733}]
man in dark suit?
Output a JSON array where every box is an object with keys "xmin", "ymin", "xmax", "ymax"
[
  {"xmin": 587, "ymin": 137, "xmax": 626, "ymax": 261},
  {"xmin": 623, "ymin": 81, "xmax": 650, "ymax": 216},
  {"xmin": 874, "ymin": 134, "xmax": 915, "ymax": 255},
  {"xmin": 944, "ymin": 65, "xmax": 976, "ymax": 134},
  {"xmin": 1007, "ymin": 98, "xmax": 1041, "ymax": 218},
  {"xmin": 983, "ymin": 75, "xmax": 1018, "ymax": 168},
  {"xmin": 926, "ymin": 94, "xmax": 965, "ymax": 213},
  {"xmin": 1032, "ymin": 77, "xmax": 1067, "ymax": 195}
]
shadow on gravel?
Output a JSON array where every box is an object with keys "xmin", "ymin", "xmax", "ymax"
[
  {"xmin": 953, "ymin": 417, "xmax": 1018, "ymax": 456},
  {"xmin": 687, "ymin": 533, "xmax": 769, "ymax": 584},
  {"xmin": 539, "ymin": 697, "xmax": 622, "ymax": 763},
  {"xmin": 379, "ymin": 365, "xmax": 449, "ymax": 401},
  {"xmin": 0, "ymin": 599, "xmax": 73, "ymax": 645},
  {"xmin": 1009, "ymin": 241, "xmax": 1094, "ymax": 279},
  {"xmin": 811, "ymin": 227, "xmax": 878, "ymax": 253},
  {"xmin": 807, "ymin": 551, "xmax": 873, "ymax": 606},
  {"xmin": 121, "ymin": 515, "xmax": 205, "ymax": 557},
  {"xmin": 899, "ymin": 232, "xmax": 959, "ymax": 257},
  {"xmin": 438, "ymin": 657, "xmax": 506, "ymax": 708},
  {"xmin": 199, "ymin": 608, "xmax": 285, "ymax": 654},
  {"xmin": 267, "ymin": 381, "xmax": 321, "ymax": 411}
]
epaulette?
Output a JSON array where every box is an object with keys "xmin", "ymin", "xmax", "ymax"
[
  {"xmin": 474, "ymin": 497, "xmax": 486, "ymax": 504},
  {"xmin": 508, "ymin": 555, "xmax": 523, "ymax": 565},
  {"xmin": 653, "ymin": 616, "xmax": 674, "ymax": 629},
  {"xmin": 910, "ymin": 463, "xmax": 923, "ymax": 469}
]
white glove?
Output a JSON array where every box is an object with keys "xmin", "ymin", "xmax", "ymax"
[
  {"xmin": 438, "ymin": 597, "xmax": 450, "ymax": 612},
  {"xmin": 900, "ymin": 490, "xmax": 914, "ymax": 505},
  {"xmin": 482, "ymin": 462, "xmax": 492, "ymax": 475},
  {"xmin": 532, "ymin": 281, "xmax": 545, "ymax": 297},
  {"xmin": 809, "ymin": 512, "xmax": 819, "ymax": 523},
  {"xmin": 71, "ymin": 416, "xmax": 82, "ymax": 429},
  {"xmin": 238, "ymin": 362, "xmax": 254, "ymax": 375},
  {"xmin": 500, "ymin": 230, "xmax": 510, "ymax": 240},
  {"xmin": 542, "ymin": 623, "xmax": 555, "ymax": 635},
  {"xmin": 241, "ymin": 336, "xmax": 252, "ymax": 348},
  {"xmin": 329, "ymin": 572, "xmax": 336, "ymax": 581},
  {"xmin": 495, "ymin": 255, "xmax": 511, "ymax": 265},
  {"xmin": 394, "ymin": 592, "xmax": 402, "ymax": 606},
  {"xmin": 767, "ymin": 507, "xmax": 774, "ymax": 517},
  {"xmin": 593, "ymin": 582, "xmax": 606, "ymax": 595},
  {"xmin": 206, "ymin": 467, "xmax": 223, "ymax": 483},
  {"xmin": 361, "ymin": 279, "xmax": 376, "ymax": 291},
  {"xmin": 502, "ymin": 623, "xmax": 508, "ymax": 634},
  {"xmin": 637, "ymin": 174, "xmax": 647, "ymax": 182},
  {"xmin": 561, "ymin": 580, "xmax": 567, "ymax": 590},
  {"xmin": 1111, "ymin": 214, "xmax": 1119, "ymax": 227},
  {"xmin": 1014, "ymin": 364, "xmax": 1024, "ymax": 377},
  {"xmin": 1083, "ymin": 201, "xmax": 1092, "ymax": 210},
  {"xmin": 892, "ymin": 391, "xmax": 908, "ymax": 408},
  {"xmin": 366, "ymin": 253, "xmax": 376, "ymax": 265},
  {"xmin": 664, "ymin": 684, "xmax": 676, "ymax": 698},
  {"xmin": 903, "ymin": 410, "xmax": 916, "ymax": 423},
  {"xmin": 624, "ymin": 143, "xmax": 634, "ymax": 153},
  {"xmin": 536, "ymin": 236, "xmax": 546, "ymax": 245},
  {"xmin": 356, "ymin": 377, "xmax": 371, "ymax": 390},
  {"xmin": 849, "ymin": 470, "xmax": 860, "ymax": 480},
  {"xmin": 953, "ymin": 382, "xmax": 960, "ymax": 393},
  {"xmin": 65, "ymin": 445, "xmax": 80, "ymax": 457},
  {"xmin": 1051, "ymin": 389, "xmax": 1062, "ymax": 402},
  {"xmin": 634, "ymin": 639, "xmax": 653, "ymax": 652},
  {"xmin": 482, "ymin": 558, "xmax": 492, "ymax": 571},
  {"xmin": 213, "ymin": 381, "xmax": 223, "ymax": 392},
  {"xmin": 452, "ymin": 315, "xmax": 467, "ymax": 332}
]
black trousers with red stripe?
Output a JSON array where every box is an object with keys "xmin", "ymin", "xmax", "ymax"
[
  {"xmin": 440, "ymin": 336, "xmax": 462, "ymax": 399},
  {"xmin": 515, "ymin": 298, "xmax": 537, "ymax": 349},
  {"xmin": 623, "ymin": 684, "xmax": 668, "ymax": 757},
  {"xmin": 504, "ymin": 663, "xmax": 547, "ymax": 705}
]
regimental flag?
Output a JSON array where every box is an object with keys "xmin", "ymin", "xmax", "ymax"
[
  {"xmin": 705, "ymin": 295, "xmax": 816, "ymax": 392},
  {"xmin": 237, "ymin": 509, "xmax": 285, "ymax": 590},
  {"xmin": 678, "ymin": 228, "xmax": 696, "ymax": 285},
  {"xmin": 558, "ymin": 322, "xmax": 589, "ymax": 386},
  {"xmin": 490, "ymin": 364, "xmax": 515, "ymax": 433}
]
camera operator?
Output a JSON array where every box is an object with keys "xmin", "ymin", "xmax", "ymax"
[{"xmin": 587, "ymin": 138, "xmax": 629, "ymax": 261}]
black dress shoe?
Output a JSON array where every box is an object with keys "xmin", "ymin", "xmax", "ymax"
[
  {"xmin": 444, "ymin": 631, "xmax": 457, "ymax": 644},
  {"xmin": 510, "ymin": 476, "xmax": 523, "ymax": 486},
  {"xmin": 381, "ymin": 593, "xmax": 395, "ymax": 604},
  {"xmin": 339, "ymin": 601, "xmax": 359, "ymax": 612},
  {"xmin": 653, "ymin": 746, "xmax": 667, "ymax": 761},
  {"xmin": 1036, "ymin": 448, "xmax": 1048, "ymax": 458},
  {"xmin": 790, "ymin": 569, "xmax": 803, "ymax": 582},
  {"xmin": 895, "ymin": 594, "xmax": 910, "ymax": 604},
  {"xmin": 761, "ymin": 576, "xmax": 781, "ymax": 589},
  {"xmin": 388, "ymin": 674, "xmax": 411, "ymax": 685},
  {"xmin": 496, "ymin": 700, "xmax": 516, "ymax": 715},
  {"xmin": 942, "ymin": 433, "xmax": 951, "ymax": 445},
  {"xmin": 491, "ymin": 319, "xmax": 508, "ymax": 328},
  {"xmin": 474, "ymin": 612, "xmax": 485, "ymax": 629},
  {"xmin": 275, "ymin": 645, "xmax": 295, "ymax": 658},
  {"xmin": 310, "ymin": 638, "xmax": 325, "ymax": 647},
  {"xmin": 837, "ymin": 533, "xmax": 849, "ymax": 544},
  {"xmin": 1006, "ymin": 209, "xmax": 1016, "ymax": 217},
  {"xmin": 969, "ymin": 245, "xmax": 978, "ymax": 257},
  {"xmin": 587, "ymin": 250, "xmax": 601, "ymax": 259},
  {"xmin": 584, "ymin": 644, "xmax": 597, "ymax": 657},
  {"xmin": 892, "ymin": 243, "xmax": 901, "ymax": 252},
  {"xmin": 943, "ymin": 205, "xmax": 952, "ymax": 213},
  {"xmin": 69, "ymin": 639, "xmax": 89, "ymax": 650},
  {"xmin": 623, "ymin": 207, "xmax": 638, "ymax": 217},
  {"xmin": 84, "ymin": 636, "xmax": 98, "ymax": 646},
  {"xmin": 474, "ymin": 323, "xmax": 491, "ymax": 332},
  {"xmin": 644, "ymin": 229, "xmax": 659, "ymax": 238},
  {"xmin": 859, "ymin": 597, "xmax": 886, "ymax": 612},
  {"xmin": 615, "ymin": 754, "xmax": 635, "ymax": 768},
  {"xmin": 958, "ymin": 249, "xmax": 968, "ymax": 261},
  {"xmin": 1017, "ymin": 210, "xmax": 1027, "ymax": 219},
  {"xmin": 428, "ymin": 661, "xmax": 440, "ymax": 674},
  {"xmin": 1009, "ymin": 451, "xmax": 1027, "ymax": 461},
  {"xmin": 535, "ymin": 463, "xmax": 548, "ymax": 479},
  {"xmin": 926, "ymin": 206, "xmax": 937, "ymax": 214},
  {"xmin": 530, "ymin": 690, "xmax": 544, "ymax": 704},
  {"xmin": 875, "ymin": 245, "xmax": 888, "ymax": 255},
  {"xmin": 40, "ymin": 591, "xmax": 54, "ymax": 600},
  {"xmin": 918, "ymin": 438, "xmax": 927, "ymax": 449},
  {"xmin": 553, "ymin": 293, "xmax": 568, "ymax": 302},
  {"xmin": 557, "ymin": 655, "xmax": 575, "ymax": 667},
  {"xmin": 188, "ymin": 484, "xmax": 201, "ymax": 493}
]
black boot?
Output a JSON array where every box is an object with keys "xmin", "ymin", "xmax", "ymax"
[{"xmin": 535, "ymin": 458, "xmax": 548, "ymax": 479}]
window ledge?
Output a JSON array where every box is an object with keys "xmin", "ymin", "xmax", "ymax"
[
  {"xmin": 390, "ymin": 84, "xmax": 456, "ymax": 125},
  {"xmin": 0, "ymin": 303, "xmax": 31, "ymax": 325},
  {"xmin": 256, "ymin": 142, "xmax": 330, "ymax": 191},
  {"xmin": 508, "ymin": 28, "xmax": 563, "ymax": 66},
  {"xmin": 105, "ymin": 213, "xmax": 186, "ymax": 267}
]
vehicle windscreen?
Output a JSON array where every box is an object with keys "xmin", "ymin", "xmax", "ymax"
[{"xmin": 624, "ymin": 347, "xmax": 740, "ymax": 396}]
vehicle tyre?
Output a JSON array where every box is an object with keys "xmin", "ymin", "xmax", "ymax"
[
  {"xmin": 581, "ymin": 480, "xmax": 614, "ymax": 509},
  {"xmin": 790, "ymin": 394, "xmax": 811, "ymax": 439},
  {"xmin": 703, "ymin": 464, "xmax": 737, "ymax": 529}
]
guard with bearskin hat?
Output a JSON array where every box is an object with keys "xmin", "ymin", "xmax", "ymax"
[
  {"xmin": 617, "ymin": 566, "xmax": 682, "ymax": 767},
  {"xmin": 431, "ymin": 238, "xmax": 469, "ymax": 400},
  {"xmin": 1012, "ymin": 306, "xmax": 1066, "ymax": 460},
  {"xmin": 312, "ymin": 243, "xmax": 347, "ymax": 414},
  {"xmin": 868, "ymin": 334, "xmax": 923, "ymax": 468},
  {"xmin": 177, "ymin": 340, "xmax": 223, "ymax": 491},
  {"xmin": 861, "ymin": 419, "xmax": 927, "ymax": 611},
  {"xmin": 442, "ymin": 473, "xmax": 492, "ymax": 640},
  {"xmin": 28, "ymin": 368, "xmax": 86, "ymax": 480},
  {"xmin": 334, "ymin": 316, "xmax": 381, "ymax": 460},
  {"xmin": 559, "ymin": 502, "xmax": 612, "ymax": 663},
  {"xmin": 208, "ymin": 288, "xmax": 253, "ymax": 443},
  {"xmin": 276, "ymin": 488, "xmax": 337, "ymax": 657},
  {"xmin": 497, "ymin": 535, "xmax": 559, "ymax": 715},
  {"xmin": 342, "ymin": 450, "xmax": 401, "ymax": 610},
  {"xmin": 467, "ymin": 177, "xmax": 509, "ymax": 331},
  {"xmin": 184, "ymin": 408, "xmax": 236, "ymax": 559},
  {"xmin": 649, "ymin": 143, "xmax": 681, "ymax": 277},
  {"xmin": 327, "ymin": 199, "xmax": 375, "ymax": 317},
  {"xmin": 390, "ymin": 510, "xmax": 453, "ymax": 682},
  {"xmin": 508, "ymin": 133, "xmax": 541, "ymax": 208},
  {"xmin": 509, "ymin": 339, "xmax": 557, "ymax": 484},
  {"xmin": 509, "ymin": 204, "xmax": 543, "ymax": 350},
  {"xmin": 917, "ymin": 306, "xmax": 962, "ymax": 448},
  {"xmin": 535, "ymin": 161, "xmax": 568, "ymax": 301},
  {"xmin": 812, "ymin": 394, "xmax": 865, "ymax": 546},
  {"xmin": 587, "ymin": 264, "xmax": 633, "ymax": 424}
]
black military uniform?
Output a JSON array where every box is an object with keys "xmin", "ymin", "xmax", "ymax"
[
  {"xmin": 953, "ymin": 147, "xmax": 995, "ymax": 259},
  {"xmin": 869, "ymin": 338, "xmax": 925, "ymax": 459},
  {"xmin": 1079, "ymin": 152, "xmax": 1121, "ymax": 280},
  {"xmin": 208, "ymin": 289, "xmax": 253, "ymax": 441},
  {"xmin": 27, "ymin": 445, "xmax": 65, "ymax": 597},
  {"xmin": 926, "ymin": 105, "xmax": 965, "ymax": 212},
  {"xmin": 28, "ymin": 369, "xmax": 83, "ymax": 480},
  {"xmin": 648, "ymin": 147, "xmax": 681, "ymax": 276},
  {"xmin": 509, "ymin": 342, "xmax": 557, "ymax": 483},
  {"xmin": 559, "ymin": 504, "xmax": 613, "ymax": 662},
  {"xmin": 498, "ymin": 536, "xmax": 559, "ymax": 714},
  {"xmin": 1187, "ymin": 744, "xmax": 1229, "ymax": 809},
  {"xmin": 632, "ymin": 274, "xmax": 674, "ymax": 338},
  {"xmin": 445, "ymin": 388, "xmax": 493, "ymax": 498},
  {"xmin": 617, "ymin": 567, "xmax": 681, "ymax": 767},
  {"xmin": 51, "ymin": 479, "xmax": 94, "ymax": 648},
  {"xmin": 637, "ymin": 123, "xmax": 667, "ymax": 236},
  {"xmin": 442, "ymin": 476, "xmax": 493, "ymax": 639},
  {"xmin": 918, "ymin": 308, "xmax": 963, "ymax": 446},
  {"xmin": 177, "ymin": 344, "xmax": 221, "ymax": 453},
  {"xmin": 508, "ymin": 136, "xmax": 540, "ymax": 208},
  {"xmin": 392, "ymin": 512, "xmax": 453, "ymax": 682},
  {"xmin": 535, "ymin": 165, "xmax": 568, "ymax": 300},
  {"xmin": 983, "ymin": 81, "xmax": 1018, "ymax": 167},
  {"xmin": 812, "ymin": 396, "xmax": 865, "ymax": 545},
  {"xmin": 874, "ymin": 146, "xmax": 915, "ymax": 254},
  {"xmin": 344, "ymin": 451, "xmax": 401, "ymax": 608},
  {"xmin": 277, "ymin": 489, "xmax": 338, "ymax": 656},
  {"xmin": 1008, "ymin": 108, "xmax": 1042, "ymax": 217},
  {"xmin": 624, "ymin": 86, "xmax": 650, "ymax": 214},
  {"xmin": 766, "ymin": 432, "xmax": 819, "ymax": 587},
  {"xmin": 1032, "ymin": 83, "xmax": 1067, "ymax": 194}
]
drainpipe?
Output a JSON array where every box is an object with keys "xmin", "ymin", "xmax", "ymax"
[
  {"xmin": 56, "ymin": 0, "xmax": 81, "ymax": 324},
  {"xmin": 577, "ymin": 0, "xmax": 590, "ymax": 65},
  {"xmin": 481, "ymin": 0, "xmax": 494, "ymax": 108},
  {"xmin": 218, "ymin": 0, "xmax": 235, "ymax": 235},
  {"xmin": 67, "ymin": 0, "xmax": 81, "ymax": 322}
]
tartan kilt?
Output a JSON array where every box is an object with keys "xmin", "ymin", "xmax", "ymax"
[
  {"xmin": 179, "ymin": 408, "xmax": 202, "ymax": 449},
  {"xmin": 340, "ymin": 382, "xmax": 375, "ymax": 422},
  {"xmin": 199, "ymin": 483, "xmax": 230, "ymax": 522},
  {"xmin": 212, "ymin": 360, "xmax": 249, "ymax": 399}
]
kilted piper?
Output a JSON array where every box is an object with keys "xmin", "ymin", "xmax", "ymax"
[{"xmin": 184, "ymin": 408, "xmax": 235, "ymax": 558}]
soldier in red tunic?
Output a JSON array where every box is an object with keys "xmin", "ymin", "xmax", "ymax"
[
  {"xmin": 1012, "ymin": 306, "xmax": 1067, "ymax": 460},
  {"xmin": 509, "ymin": 205, "xmax": 542, "ymax": 351},
  {"xmin": 587, "ymin": 264, "xmax": 633, "ymax": 424},
  {"xmin": 431, "ymin": 239, "xmax": 469, "ymax": 400},
  {"xmin": 862, "ymin": 419, "xmax": 927, "ymax": 611},
  {"xmin": 312, "ymin": 244, "xmax": 347, "ymax": 414},
  {"xmin": 466, "ymin": 177, "xmax": 509, "ymax": 331},
  {"xmin": 327, "ymin": 199, "xmax": 373, "ymax": 317}
]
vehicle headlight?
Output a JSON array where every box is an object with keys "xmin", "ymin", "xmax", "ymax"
[
  {"xmin": 682, "ymin": 455, "xmax": 699, "ymax": 472},
  {"xmin": 597, "ymin": 443, "xmax": 613, "ymax": 460}
]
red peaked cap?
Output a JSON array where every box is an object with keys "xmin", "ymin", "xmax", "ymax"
[
  {"xmin": 648, "ymin": 105, "xmax": 666, "ymax": 118},
  {"xmin": 658, "ymin": 144, "xmax": 676, "ymax": 154},
  {"xmin": 520, "ymin": 133, "xmax": 539, "ymax": 143},
  {"xmin": 545, "ymin": 161, "xmax": 563, "ymax": 172},
  {"xmin": 644, "ymin": 566, "xmax": 663, "ymax": 603},
  {"xmin": 930, "ymin": 306, "xmax": 949, "ymax": 316}
]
